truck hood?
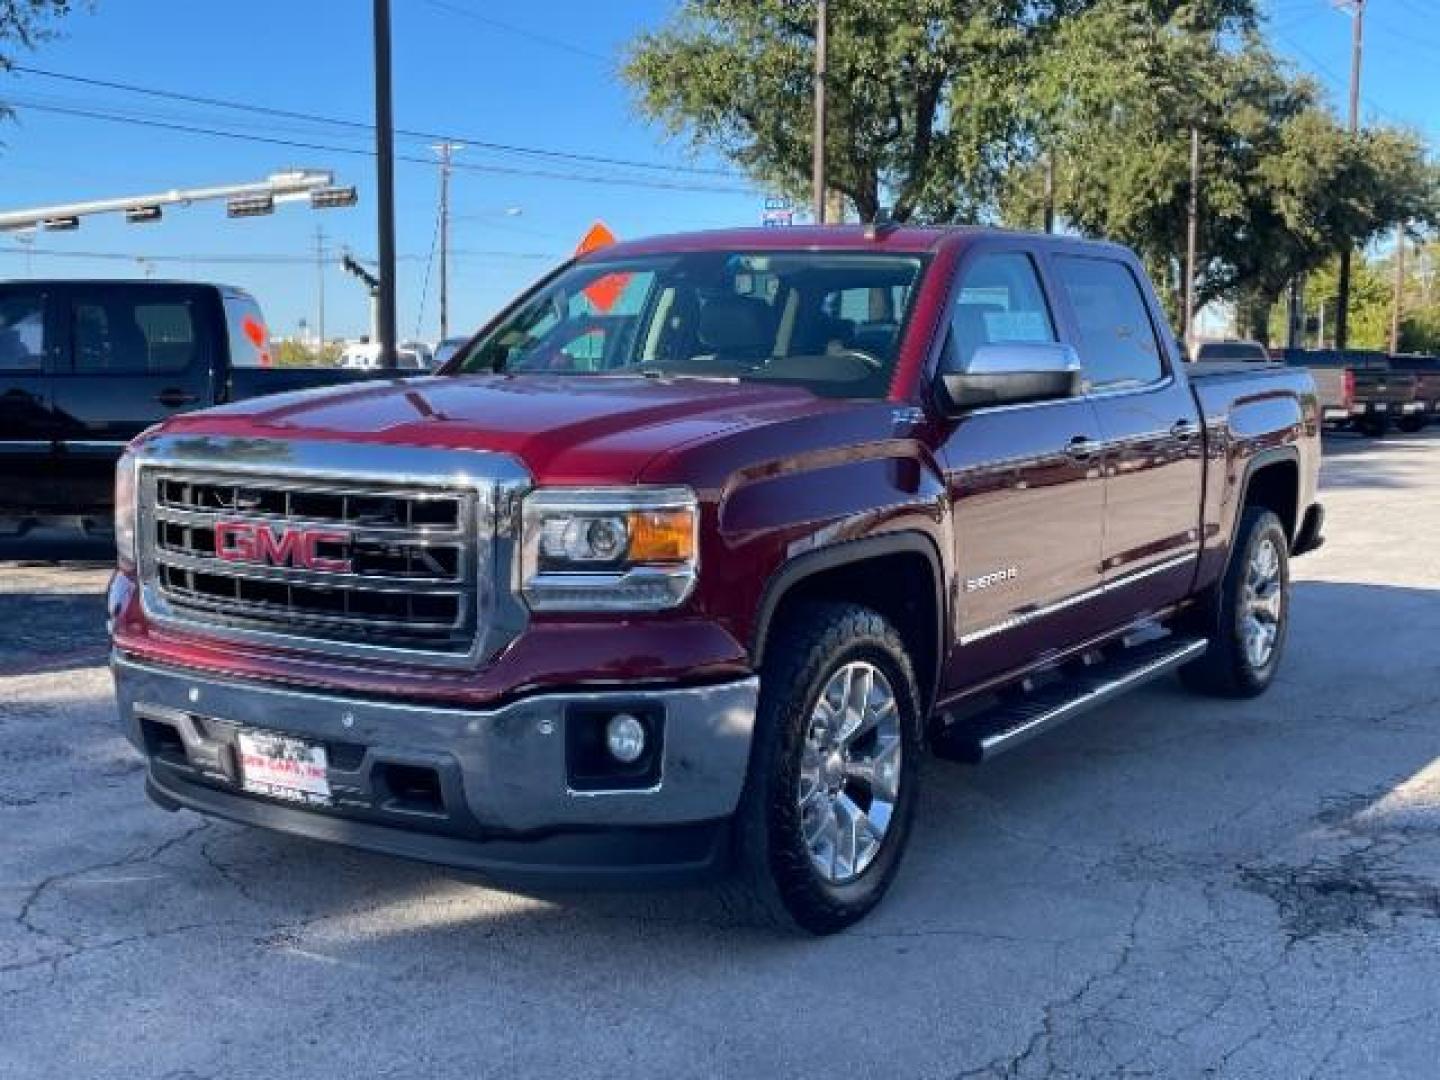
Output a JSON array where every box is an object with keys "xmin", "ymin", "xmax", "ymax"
[{"xmin": 161, "ymin": 374, "xmax": 855, "ymax": 485}]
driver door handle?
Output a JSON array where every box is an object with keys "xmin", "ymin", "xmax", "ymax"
[
  {"xmin": 155, "ymin": 389, "xmax": 200, "ymax": 409},
  {"xmin": 1066, "ymin": 436, "xmax": 1103, "ymax": 462}
]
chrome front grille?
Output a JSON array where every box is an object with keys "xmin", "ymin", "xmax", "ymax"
[
  {"xmin": 132, "ymin": 437, "xmax": 532, "ymax": 669},
  {"xmin": 146, "ymin": 472, "xmax": 477, "ymax": 654}
]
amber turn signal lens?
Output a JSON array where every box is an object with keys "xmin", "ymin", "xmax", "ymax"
[{"xmin": 627, "ymin": 509, "xmax": 695, "ymax": 563}]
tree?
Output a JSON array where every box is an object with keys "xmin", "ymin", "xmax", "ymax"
[
  {"xmin": 272, "ymin": 339, "xmax": 341, "ymax": 368},
  {"xmin": 1298, "ymin": 236, "xmax": 1440, "ymax": 354},
  {"xmin": 2, "ymin": 1, "xmax": 85, "ymax": 120},
  {"xmin": 624, "ymin": 0, "xmax": 1438, "ymax": 344},
  {"xmin": 623, "ymin": 0, "xmax": 1079, "ymax": 223},
  {"xmin": 1005, "ymin": 1, "xmax": 1437, "ymax": 339}
]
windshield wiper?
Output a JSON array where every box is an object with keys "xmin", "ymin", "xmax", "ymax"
[{"xmin": 637, "ymin": 369, "xmax": 741, "ymax": 384}]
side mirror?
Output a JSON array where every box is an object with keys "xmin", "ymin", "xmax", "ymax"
[{"xmin": 933, "ymin": 342, "xmax": 1083, "ymax": 416}]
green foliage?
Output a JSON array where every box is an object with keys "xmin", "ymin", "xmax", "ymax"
[
  {"xmin": 0, "ymin": 2, "xmax": 80, "ymax": 66},
  {"xmin": 271, "ymin": 340, "xmax": 341, "ymax": 369},
  {"xmin": 623, "ymin": 0, "xmax": 1072, "ymax": 223},
  {"xmin": 1279, "ymin": 240, "xmax": 1440, "ymax": 355},
  {"xmin": 1, "ymin": 1, "xmax": 85, "ymax": 121},
  {"xmin": 1013, "ymin": 2, "xmax": 1438, "ymax": 330},
  {"xmin": 623, "ymin": 0, "xmax": 1438, "ymax": 343}
]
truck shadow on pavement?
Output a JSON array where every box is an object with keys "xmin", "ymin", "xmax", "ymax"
[
  {"xmin": 1319, "ymin": 428, "xmax": 1438, "ymax": 489},
  {"xmin": 0, "ymin": 589, "xmax": 110, "ymax": 678},
  {"xmin": 3, "ymin": 578, "xmax": 1438, "ymax": 1080},
  {"xmin": 5, "ymin": 579, "xmax": 1436, "ymax": 954}
]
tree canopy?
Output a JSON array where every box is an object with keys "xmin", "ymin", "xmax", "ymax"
[
  {"xmin": 624, "ymin": 0, "xmax": 1438, "ymax": 338},
  {"xmin": 623, "ymin": 0, "xmax": 1077, "ymax": 224},
  {"xmin": 1, "ymin": 1, "xmax": 83, "ymax": 120}
]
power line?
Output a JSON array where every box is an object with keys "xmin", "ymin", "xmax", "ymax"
[
  {"xmin": 8, "ymin": 64, "xmax": 739, "ymax": 178},
  {"xmin": 417, "ymin": 0, "xmax": 610, "ymax": 62},
  {"xmin": 0, "ymin": 245, "xmax": 556, "ymax": 264},
  {"xmin": 414, "ymin": 200, "xmax": 442, "ymax": 340},
  {"xmin": 2, "ymin": 98, "xmax": 752, "ymax": 194},
  {"xmin": 1270, "ymin": 25, "xmax": 1408, "ymax": 126}
]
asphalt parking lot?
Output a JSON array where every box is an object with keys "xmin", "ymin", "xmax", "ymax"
[{"xmin": 2, "ymin": 431, "xmax": 1438, "ymax": 1080}]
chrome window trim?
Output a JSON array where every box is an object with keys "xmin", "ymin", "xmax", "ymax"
[
  {"xmin": 959, "ymin": 551, "xmax": 1197, "ymax": 646},
  {"xmin": 132, "ymin": 434, "xmax": 532, "ymax": 670}
]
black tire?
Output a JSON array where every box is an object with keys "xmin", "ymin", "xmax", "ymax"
[
  {"xmin": 1180, "ymin": 507, "xmax": 1291, "ymax": 698},
  {"xmin": 725, "ymin": 602, "xmax": 923, "ymax": 934},
  {"xmin": 1398, "ymin": 415, "xmax": 1427, "ymax": 434}
]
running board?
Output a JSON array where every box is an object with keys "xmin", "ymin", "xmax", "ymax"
[{"xmin": 932, "ymin": 636, "xmax": 1208, "ymax": 764}]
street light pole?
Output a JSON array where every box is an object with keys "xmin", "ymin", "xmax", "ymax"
[
  {"xmin": 1335, "ymin": 0, "xmax": 1365, "ymax": 353},
  {"xmin": 1390, "ymin": 225, "xmax": 1406, "ymax": 354},
  {"xmin": 373, "ymin": 0, "xmax": 399, "ymax": 369},
  {"xmin": 314, "ymin": 225, "xmax": 326, "ymax": 353},
  {"xmin": 811, "ymin": 0, "xmax": 828, "ymax": 225},
  {"xmin": 1184, "ymin": 126, "xmax": 1200, "ymax": 349}
]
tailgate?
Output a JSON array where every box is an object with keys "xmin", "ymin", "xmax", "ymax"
[{"xmin": 1352, "ymin": 370, "xmax": 1419, "ymax": 406}]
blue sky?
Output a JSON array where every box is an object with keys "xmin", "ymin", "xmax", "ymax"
[{"xmin": 1, "ymin": 0, "xmax": 1435, "ymax": 342}]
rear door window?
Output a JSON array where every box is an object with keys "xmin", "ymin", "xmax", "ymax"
[
  {"xmin": 74, "ymin": 294, "xmax": 199, "ymax": 374},
  {"xmin": 1053, "ymin": 256, "xmax": 1165, "ymax": 390},
  {"xmin": 222, "ymin": 291, "xmax": 273, "ymax": 368},
  {"xmin": 0, "ymin": 289, "xmax": 48, "ymax": 371}
]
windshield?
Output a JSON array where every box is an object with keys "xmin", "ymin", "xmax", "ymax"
[
  {"xmin": 433, "ymin": 336, "xmax": 469, "ymax": 368},
  {"xmin": 451, "ymin": 250, "xmax": 927, "ymax": 399}
]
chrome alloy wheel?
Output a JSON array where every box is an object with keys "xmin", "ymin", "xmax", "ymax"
[
  {"xmin": 1242, "ymin": 536, "xmax": 1284, "ymax": 669},
  {"xmin": 797, "ymin": 661, "xmax": 903, "ymax": 884}
]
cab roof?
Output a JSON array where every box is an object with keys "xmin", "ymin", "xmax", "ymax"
[{"xmin": 587, "ymin": 225, "xmax": 1129, "ymax": 261}]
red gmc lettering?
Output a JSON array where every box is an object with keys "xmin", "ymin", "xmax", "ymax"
[{"xmin": 214, "ymin": 522, "xmax": 353, "ymax": 573}]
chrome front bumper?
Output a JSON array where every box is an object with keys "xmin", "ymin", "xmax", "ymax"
[{"xmin": 112, "ymin": 653, "xmax": 759, "ymax": 838}]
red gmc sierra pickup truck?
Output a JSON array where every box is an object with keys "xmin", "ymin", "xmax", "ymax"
[{"xmin": 109, "ymin": 226, "xmax": 1323, "ymax": 933}]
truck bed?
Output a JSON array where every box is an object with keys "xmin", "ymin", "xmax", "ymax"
[{"xmin": 1187, "ymin": 359, "xmax": 1283, "ymax": 379}]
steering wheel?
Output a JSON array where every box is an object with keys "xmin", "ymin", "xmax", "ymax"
[{"xmin": 830, "ymin": 348, "xmax": 885, "ymax": 372}]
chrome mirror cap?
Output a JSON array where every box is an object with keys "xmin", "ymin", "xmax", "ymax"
[{"xmin": 934, "ymin": 341, "xmax": 1083, "ymax": 415}]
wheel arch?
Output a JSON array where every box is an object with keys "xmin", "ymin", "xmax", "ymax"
[
  {"xmin": 1236, "ymin": 447, "xmax": 1301, "ymax": 547},
  {"xmin": 751, "ymin": 532, "xmax": 946, "ymax": 714}
]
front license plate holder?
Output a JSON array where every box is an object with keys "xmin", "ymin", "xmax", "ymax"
[{"xmin": 236, "ymin": 729, "xmax": 332, "ymax": 806}]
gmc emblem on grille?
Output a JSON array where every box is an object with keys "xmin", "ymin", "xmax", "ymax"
[{"xmin": 214, "ymin": 521, "xmax": 354, "ymax": 574}]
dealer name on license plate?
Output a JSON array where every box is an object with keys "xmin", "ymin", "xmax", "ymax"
[{"xmin": 237, "ymin": 730, "xmax": 332, "ymax": 806}]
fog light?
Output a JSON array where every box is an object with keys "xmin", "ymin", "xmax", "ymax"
[{"xmin": 605, "ymin": 713, "xmax": 646, "ymax": 763}]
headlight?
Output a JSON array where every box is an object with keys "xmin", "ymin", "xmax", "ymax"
[
  {"xmin": 520, "ymin": 487, "xmax": 698, "ymax": 611},
  {"xmin": 115, "ymin": 450, "xmax": 138, "ymax": 571}
]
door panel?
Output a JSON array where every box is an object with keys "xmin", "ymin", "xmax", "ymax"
[
  {"xmin": 1050, "ymin": 254, "xmax": 1203, "ymax": 611},
  {"xmin": 935, "ymin": 248, "xmax": 1107, "ymax": 693},
  {"xmin": 49, "ymin": 285, "xmax": 216, "ymax": 512},
  {"xmin": 0, "ymin": 285, "xmax": 62, "ymax": 514},
  {"xmin": 941, "ymin": 398, "xmax": 1106, "ymax": 692},
  {"xmin": 1092, "ymin": 380, "xmax": 1204, "ymax": 585}
]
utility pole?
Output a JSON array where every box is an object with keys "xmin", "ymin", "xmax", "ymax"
[
  {"xmin": 811, "ymin": 0, "xmax": 828, "ymax": 225},
  {"xmin": 314, "ymin": 225, "xmax": 326, "ymax": 353},
  {"xmin": 433, "ymin": 142, "xmax": 462, "ymax": 341},
  {"xmin": 1042, "ymin": 154, "xmax": 1056, "ymax": 234},
  {"xmin": 373, "ymin": 0, "xmax": 399, "ymax": 369},
  {"xmin": 1390, "ymin": 225, "xmax": 1407, "ymax": 354},
  {"xmin": 1334, "ymin": 0, "xmax": 1365, "ymax": 353},
  {"xmin": 1184, "ymin": 126, "xmax": 1200, "ymax": 349}
]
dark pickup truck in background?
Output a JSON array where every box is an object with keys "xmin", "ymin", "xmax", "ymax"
[
  {"xmin": 1388, "ymin": 354, "xmax": 1440, "ymax": 432},
  {"xmin": 109, "ymin": 226, "xmax": 1323, "ymax": 933},
  {"xmin": 1275, "ymin": 348, "xmax": 1430, "ymax": 435},
  {"xmin": 0, "ymin": 280, "xmax": 383, "ymax": 531}
]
